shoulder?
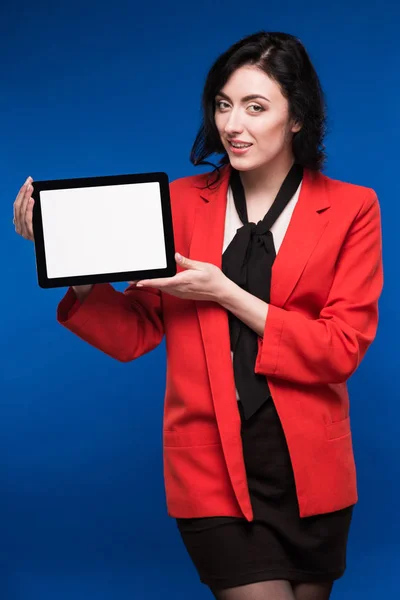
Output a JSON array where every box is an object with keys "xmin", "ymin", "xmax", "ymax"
[
  {"xmin": 169, "ymin": 170, "xmax": 211, "ymax": 199},
  {"xmin": 311, "ymin": 172, "xmax": 380, "ymax": 224},
  {"xmin": 168, "ymin": 170, "xmax": 217, "ymax": 222},
  {"xmin": 318, "ymin": 171, "xmax": 379, "ymax": 213},
  {"xmin": 166, "ymin": 170, "xmax": 215, "ymax": 235}
]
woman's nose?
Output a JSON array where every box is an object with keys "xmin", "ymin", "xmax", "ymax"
[{"xmin": 224, "ymin": 110, "xmax": 244, "ymax": 135}]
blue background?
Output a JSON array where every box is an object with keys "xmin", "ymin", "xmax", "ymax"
[{"xmin": 1, "ymin": 0, "xmax": 398, "ymax": 598}]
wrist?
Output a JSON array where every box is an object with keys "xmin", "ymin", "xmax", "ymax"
[{"xmin": 217, "ymin": 276, "xmax": 238, "ymax": 308}]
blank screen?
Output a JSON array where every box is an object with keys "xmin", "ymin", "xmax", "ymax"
[{"xmin": 39, "ymin": 181, "xmax": 167, "ymax": 278}]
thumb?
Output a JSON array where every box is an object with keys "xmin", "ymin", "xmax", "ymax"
[{"xmin": 175, "ymin": 252, "xmax": 200, "ymax": 270}]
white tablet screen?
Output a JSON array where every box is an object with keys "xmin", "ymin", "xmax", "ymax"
[{"xmin": 39, "ymin": 181, "xmax": 167, "ymax": 278}]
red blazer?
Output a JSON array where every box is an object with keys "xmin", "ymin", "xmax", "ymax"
[{"xmin": 57, "ymin": 164, "xmax": 383, "ymax": 520}]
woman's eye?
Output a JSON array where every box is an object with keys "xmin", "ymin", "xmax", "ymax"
[
  {"xmin": 215, "ymin": 101, "xmax": 264, "ymax": 113},
  {"xmin": 248, "ymin": 104, "xmax": 264, "ymax": 113}
]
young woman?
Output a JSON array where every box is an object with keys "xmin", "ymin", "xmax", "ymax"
[{"xmin": 13, "ymin": 31, "xmax": 383, "ymax": 600}]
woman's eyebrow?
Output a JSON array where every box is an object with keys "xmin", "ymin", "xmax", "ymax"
[{"xmin": 215, "ymin": 91, "xmax": 271, "ymax": 103}]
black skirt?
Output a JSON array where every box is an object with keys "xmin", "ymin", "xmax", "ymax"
[{"xmin": 176, "ymin": 398, "xmax": 354, "ymax": 591}]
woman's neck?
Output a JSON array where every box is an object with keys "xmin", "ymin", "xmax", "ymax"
[{"xmin": 238, "ymin": 153, "xmax": 296, "ymax": 199}]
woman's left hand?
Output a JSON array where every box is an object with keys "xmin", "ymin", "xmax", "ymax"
[{"xmin": 130, "ymin": 253, "xmax": 230, "ymax": 303}]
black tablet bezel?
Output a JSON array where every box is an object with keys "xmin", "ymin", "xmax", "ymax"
[{"xmin": 32, "ymin": 171, "xmax": 176, "ymax": 289}]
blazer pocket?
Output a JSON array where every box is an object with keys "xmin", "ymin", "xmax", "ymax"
[
  {"xmin": 163, "ymin": 428, "xmax": 221, "ymax": 447},
  {"xmin": 326, "ymin": 416, "xmax": 351, "ymax": 440}
]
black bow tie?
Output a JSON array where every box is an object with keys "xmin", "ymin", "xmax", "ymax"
[{"xmin": 221, "ymin": 163, "xmax": 304, "ymax": 420}]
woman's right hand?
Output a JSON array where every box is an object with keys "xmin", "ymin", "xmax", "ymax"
[
  {"xmin": 13, "ymin": 176, "xmax": 93, "ymax": 299},
  {"xmin": 13, "ymin": 176, "xmax": 34, "ymax": 241}
]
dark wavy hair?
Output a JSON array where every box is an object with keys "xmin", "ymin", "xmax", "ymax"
[{"xmin": 190, "ymin": 31, "xmax": 327, "ymax": 186}]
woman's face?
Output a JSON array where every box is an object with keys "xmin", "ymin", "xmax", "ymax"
[{"xmin": 214, "ymin": 65, "xmax": 301, "ymax": 171}]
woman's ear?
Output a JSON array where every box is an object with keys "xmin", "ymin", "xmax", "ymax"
[{"xmin": 291, "ymin": 120, "xmax": 302, "ymax": 133}]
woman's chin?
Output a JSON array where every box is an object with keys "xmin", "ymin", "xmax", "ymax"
[{"xmin": 229, "ymin": 156, "xmax": 259, "ymax": 171}]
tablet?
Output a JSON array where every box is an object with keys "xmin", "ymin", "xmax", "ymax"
[{"xmin": 32, "ymin": 172, "xmax": 176, "ymax": 288}]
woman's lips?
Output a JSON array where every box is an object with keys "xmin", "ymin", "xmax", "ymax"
[{"xmin": 228, "ymin": 141, "xmax": 253, "ymax": 155}]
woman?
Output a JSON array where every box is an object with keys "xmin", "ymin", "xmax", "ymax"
[{"xmin": 13, "ymin": 31, "xmax": 383, "ymax": 600}]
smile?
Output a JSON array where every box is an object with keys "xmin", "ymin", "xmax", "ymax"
[
  {"xmin": 228, "ymin": 141, "xmax": 253, "ymax": 154},
  {"xmin": 229, "ymin": 141, "xmax": 252, "ymax": 148}
]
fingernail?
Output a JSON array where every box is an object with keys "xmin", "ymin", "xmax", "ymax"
[{"xmin": 136, "ymin": 283, "xmax": 143, "ymax": 287}]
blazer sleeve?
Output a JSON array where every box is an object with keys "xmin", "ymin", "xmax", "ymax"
[
  {"xmin": 57, "ymin": 283, "xmax": 164, "ymax": 362},
  {"xmin": 254, "ymin": 189, "xmax": 384, "ymax": 385}
]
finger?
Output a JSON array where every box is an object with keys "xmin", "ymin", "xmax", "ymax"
[
  {"xmin": 21, "ymin": 182, "xmax": 34, "ymax": 238},
  {"xmin": 16, "ymin": 177, "xmax": 32, "ymax": 236},
  {"xmin": 25, "ymin": 197, "xmax": 35, "ymax": 241},
  {"xmin": 136, "ymin": 277, "xmax": 174, "ymax": 288},
  {"xmin": 140, "ymin": 271, "xmax": 187, "ymax": 287},
  {"xmin": 176, "ymin": 253, "xmax": 202, "ymax": 270},
  {"xmin": 135, "ymin": 280, "xmax": 155, "ymax": 288},
  {"xmin": 14, "ymin": 177, "xmax": 31, "ymax": 233},
  {"xmin": 128, "ymin": 280, "xmax": 155, "ymax": 288}
]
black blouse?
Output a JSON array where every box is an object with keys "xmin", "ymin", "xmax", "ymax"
[{"xmin": 221, "ymin": 163, "xmax": 304, "ymax": 420}]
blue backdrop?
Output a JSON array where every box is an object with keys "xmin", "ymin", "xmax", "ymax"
[{"xmin": 1, "ymin": 1, "xmax": 398, "ymax": 598}]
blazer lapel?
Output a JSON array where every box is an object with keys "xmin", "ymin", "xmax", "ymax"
[
  {"xmin": 189, "ymin": 165, "xmax": 254, "ymax": 518},
  {"xmin": 271, "ymin": 168, "xmax": 331, "ymax": 308},
  {"xmin": 188, "ymin": 166, "xmax": 230, "ymax": 267},
  {"xmin": 188, "ymin": 164, "xmax": 238, "ymax": 436}
]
